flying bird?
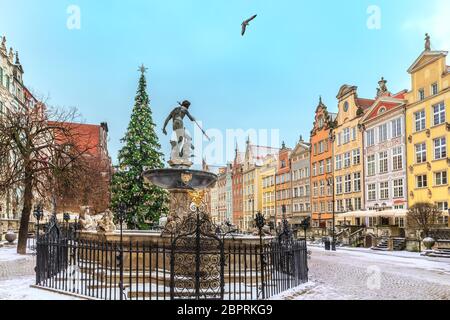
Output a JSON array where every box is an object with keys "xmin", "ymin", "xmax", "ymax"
[{"xmin": 241, "ymin": 14, "xmax": 257, "ymax": 36}]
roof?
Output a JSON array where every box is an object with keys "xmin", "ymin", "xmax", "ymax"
[
  {"xmin": 246, "ymin": 143, "xmax": 280, "ymax": 167},
  {"xmin": 361, "ymin": 95, "xmax": 406, "ymax": 124},
  {"xmin": 356, "ymin": 98, "xmax": 376, "ymax": 110},
  {"xmin": 407, "ymin": 50, "xmax": 448, "ymax": 74}
]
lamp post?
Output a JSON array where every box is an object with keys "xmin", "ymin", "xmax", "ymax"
[
  {"xmin": 117, "ymin": 203, "xmax": 127, "ymax": 301},
  {"xmin": 33, "ymin": 204, "xmax": 44, "ymax": 240},
  {"xmin": 327, "ymin": 178, "xmax": 336, "ymax": 251},
  {"xmin": 249, "ymin": 194, "xmax": 255, "ymax": 230}
]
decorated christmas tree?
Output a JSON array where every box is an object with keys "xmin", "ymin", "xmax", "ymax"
[{"xmin": 111, "ymin": 65, "xmax": 168, "ymax": 229}]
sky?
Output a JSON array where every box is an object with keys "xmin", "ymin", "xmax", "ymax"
[{"xmin": 1, "ymin": 0, "xmax": 449, "ymax": 167}]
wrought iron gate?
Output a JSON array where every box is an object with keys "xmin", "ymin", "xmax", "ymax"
[{"xmin": 169, "ymin": 208, "xmax": 225, "ymax": 300}]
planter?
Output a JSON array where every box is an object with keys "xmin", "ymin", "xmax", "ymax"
[
  {"xmin": 422, "ymin": 237, "xmax": 436, "ymax": 250},
  {"xmin": 5, "ymin": 230, "xmax": 17, "ymax": 243}
]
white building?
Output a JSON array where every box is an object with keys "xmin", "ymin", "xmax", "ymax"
[{"xmin": 361, "ymin": 82, "xmax": 408, "ymax": 227}]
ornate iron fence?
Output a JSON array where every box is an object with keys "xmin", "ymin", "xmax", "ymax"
[{"xmin": 35, "ymin": 213, "xmax": 308, "ymax": 300}]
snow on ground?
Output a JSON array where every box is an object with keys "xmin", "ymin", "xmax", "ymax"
[
  {"xmin": 308, "ymin": 245, "xmax": 450, "ymax": 275},
  {"xmin": 269, "ymin": 281, "xmax": 354, "ymax": 300},
  {"xmin": 0, "ymin": 244, "xmax": 36, "ymax": 280},
  {"xmin": 0, "ymin": 276, "xmax": 80, "ymax": 300}
]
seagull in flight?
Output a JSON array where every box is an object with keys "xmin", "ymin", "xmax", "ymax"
[{"xmin": 241, "ymin": 14, "xmax": 257, "ymax": 36}]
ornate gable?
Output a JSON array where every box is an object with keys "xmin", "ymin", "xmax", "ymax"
[{"xmin": 407, "ymin": 51, "xmax": 448, "ymax": 74}]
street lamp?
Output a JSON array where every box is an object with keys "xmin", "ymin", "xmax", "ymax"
[
  {"xmin": 33, "ymin": 204, "xmax": 44, "ymax": 240},
  {"xmin": 249, "ymin": 194, "xmax": 255, "ymax": 230},
  {"xmin": 116, "ymin": 203, "xmax": 127, "ymax": 301},
  {"xmin": 327, "ymin": 178, "xmax": 336, "ymax": 251}
]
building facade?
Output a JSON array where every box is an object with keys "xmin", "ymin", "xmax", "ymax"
[
  {"xmin": 360, "ymin": 81, "xmax": 408, "ymax": 228},
  {"xmin": 242, "ymin": 139, "xmax": 278, "ymax": 231},
  {"xmin": 290, "ymin": 137, "xmax": 311, "ymax": 228},
  {"xmin": 405, "ymin": 36, "xmax": 450, "ymax": 218},
  {"xmin": 260, "ymin": 154, "xmax": 277, "ymax": 227},
  {"xmin": 232, "ymin": 147, "xmax": 244, "ymax": 229},
  {"xmin": 0, "ymin": 36, "xmax": 26, "ymax": 219},
  {"xmin": 275, "ymin": 143, "xmax": 292, "ymax": 226},
  {"xmin": 310, "ymin": 98, "xmax": 336, "ymax": 230},
  {"xmin": 334, "ymin": 86, "xmax": 373, "ymax": 217}
]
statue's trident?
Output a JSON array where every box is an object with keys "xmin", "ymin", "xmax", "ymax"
[{"xmin": 177, "ymin": 101, "xmax": 211, "ymax": 141}]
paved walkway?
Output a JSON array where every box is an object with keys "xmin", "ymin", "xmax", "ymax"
[{"xmin": 295, "ymin": 246, "xmax": 450, "ymax": 300}]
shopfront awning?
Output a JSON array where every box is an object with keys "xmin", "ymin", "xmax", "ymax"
[{"xmin": 336, "ymin": 209, "xmax": 409, "ymax": 219}]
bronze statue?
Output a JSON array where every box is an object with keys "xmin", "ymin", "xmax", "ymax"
[
  {"xmin": 425, "ymin": 33, "xmax": 431, "ymax": 51},
  {"xmin": 163, "ymin": 100, "xmax": 208, "ymax": 168},
  {"xmin": 377, "ymin": 77, "xmax": 389, "ymax": 97}
]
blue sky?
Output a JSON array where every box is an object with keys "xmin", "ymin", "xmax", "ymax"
[{"xmin": 1, "ymin": 0, "xmax": 449, "ymax": 166}]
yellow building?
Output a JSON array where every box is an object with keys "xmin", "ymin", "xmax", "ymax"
[
  {"xmin": 334, "ymin": 85, "xmax": 374, "ymax": 224},
  {"xmin": 260, "ymin": 154, "xmax": 278, "ymax": 226},
  {"xmin": 242, "ymin": 139, "xmax": 279, "ymax": 231},
  {"xmin": 405, "ymin": 35, "xmax": 450, "ymax": 223}
]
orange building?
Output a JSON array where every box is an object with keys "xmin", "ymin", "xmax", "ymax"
[{"xmin": 310, "ymin": 98, "xmax": 336, "ymax": 233}]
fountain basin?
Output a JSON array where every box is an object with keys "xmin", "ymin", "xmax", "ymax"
[{"xmin": 143, "ymin": 168, "xmax": 217, "ymax": 190}]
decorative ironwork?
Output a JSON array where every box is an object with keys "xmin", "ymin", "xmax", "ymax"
[{"xmin": 169, "ymin": 201, "xmax": 224, "ymax": 300}]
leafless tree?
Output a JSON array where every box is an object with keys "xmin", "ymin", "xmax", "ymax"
[
  {"xmin": 407, "ymin": 202, "xmax": 442, "ymax": 238},
  {"xmin": 0, "ymin": 102, "xmax": 94, "ymax": 254}
]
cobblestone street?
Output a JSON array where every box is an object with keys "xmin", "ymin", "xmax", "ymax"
[{"xmin": 301, "ymin": 247, "xmax": 450, "ymax": 300}]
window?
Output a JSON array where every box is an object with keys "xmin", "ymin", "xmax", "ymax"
[
  {"xmin": 418, "ymin": 88, "xmax": 425, "ymax": 101},
  {"xmin": 416, "ymin": 175, "xmax": 428, "ymax": 188},
  {"xmin": 320, "ymin": 180, "xmax": 325, "ymax": 196},
  {"xmin": 435, "ymin": 171, "xmax": 448, "ymax": 186},
  {"xmin": 352, "ymin": 149, "xmax": 361, "ymax": 165},
  {"xmin": 351, "ymin": 127, "xmax": 357, "ymax": 141},
  {"xmin": 319, "ymin": 160, "xmax": 324, "ymax": 175},
  {"xmin": 336, "ymin": 176, "xmax": 343, "ymax": 195},
  {"xmin": 380, "ymin": 182, "xmax": 389, "ymax": 200},
  {"xmin": 318, "ymin": 141, "xmax": 324, "ymax": 153},
  {"xmin": 436, "ymin": 202, "xmax": 449, "ymax": 211},
  {"xmin": 353, "ymin": 172, "xmax": 361, "ymax": 192},
  {"xmin": 379, "ymin": 124, "xmax": 388, "ymax": 142},
  {"xmin": 312, "ymin": 163, "xmax": 317, "ymax": 176},
  {"xmin": 415, "ymin": 143, "xmax": 427, "ymax": 163},
  {"xmin": 337, "ymin": 133, "xmax": 342, "ymax": 146},
  {"xmin": 431, "ymin": 83, "xmax": 438, "ymax": 96},
  {"xmin": 336, "ymin": 200, "xmax": 344, "ymax": 212},
  {"xmin": 345, "ymin": 199, "xmax": 352, "ymax": 211},
  {"xmin": 392, "ymin": 118, "xmax": 402, "ymax": 138},
  {"xmin": 368, "ymin": 184, "xmax": 376, "ymax": 201},
  {"xmin": 392, "ymin": 147, "xmax": 403, "ymax": 171},
  {"xmin": 344, "ymin": 174, "xmax": 352, "ymax": 193},
  {"xmin": 313, "ymin": 182, "xmax": 318, "ymax": 197},
  {"xmin": 433, "ymin": 103, "xmax": 446, "ymax": 126},
  {"xmin": 434, "ymin": 137, "xmax": 446, "ymax": 160},
  {"xmin": 320, "ymin": 202, "xmax": 325, "ymax": 213},
  {"xmin": 344, "ymin": 152, "xmax": 351, "ymax": 168},
  {"xmin": 326, "ymin": 159, "xmax": 332, "ymax": 173},
  {"xmin": 393, "ymin": 179, "xmax": 404, "ymax": 198},
  {"xmin": 379, "ymin": 151, "xmax": 388, "ymax": 174},
  {"xmin": 367, "ymin": 155, "xmax": 376, "ymax": 176},
  {"xmin": 343, "ymin": 128, "xmax": 350, "ymax": 144},
  {"xmin": 367, "ymin": 129, "xmax": 375, "ymax": 147},
  {"xmin": 335, "ymin": 155, "xmax": 342, "ymax": 170},
  {"xmin": 354, "ymin": 198, "xmax": 362, "ymax": 211},
  {"xmin": 415, "ymin": 110, "xmax": 426, "ymax": 132}
]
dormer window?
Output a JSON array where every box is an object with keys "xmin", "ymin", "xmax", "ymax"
[
  {"xmin": 418, "ymin": 88, "xmax": 425, "ymax": 101},
  {"xmin": 431, "ymin": 83, "xmax": 438, "ymax": 96},
  {"xmin": 318, "ymin": 116, "xmax": 324, "ymax": 128}
]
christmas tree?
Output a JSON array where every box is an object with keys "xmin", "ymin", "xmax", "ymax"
[{"xmin": 111, "ymin": 65, "xmax": 168, "ymax": 229}]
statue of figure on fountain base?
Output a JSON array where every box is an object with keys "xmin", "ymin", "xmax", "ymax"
[{"xmin": 97, "ymin": 209, "xmax": 117, "ymax": 233}]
